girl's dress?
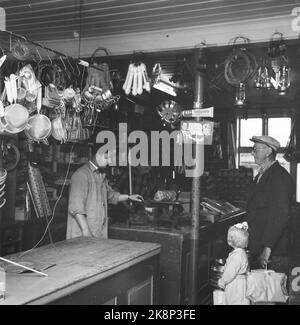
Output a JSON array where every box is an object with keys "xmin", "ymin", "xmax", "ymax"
[{"xmin": 218, "ymin": 248, "xmax": 250, "ymax": 305}]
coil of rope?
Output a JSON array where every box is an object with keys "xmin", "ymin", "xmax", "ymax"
[{"xmin": 224, "ymin": 36, "xmax": 257, "ymax": 85}]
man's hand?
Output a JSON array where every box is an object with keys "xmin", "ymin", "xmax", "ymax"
[
  {"xmin": 258, "ymin": 247, "xmax": 272, "ymax": 268},
  {"xmin": 129, "ymin": 194, "xmax": 144, "ymax": 202},
  {"xmin": 74, "ymin": 214, "xmax": 94, "ymax": 237}
]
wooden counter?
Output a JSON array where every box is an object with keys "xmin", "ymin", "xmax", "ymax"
[
  {"xmin": 109, "ymin": 209, "xmax": 246, "ymax": 305},
  {"xmin": 0, "ymin": 237, "xmax": 161, "ymax": 305}
]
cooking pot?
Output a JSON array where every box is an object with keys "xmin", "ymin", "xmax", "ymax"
[
  {"xmin": 0, "ymin": 103, "xmax": 29, "ymax": 131},
  {"xmin": 25, "ymin": 87, "xmax": 52, "ymax": 143},
  {"xmin": 0, "ymin": 75, "xmax": 29, "ymax": 133},
  {"xmin": 25, "ymin": 114, "xmax": 52, "ymax": 143}
]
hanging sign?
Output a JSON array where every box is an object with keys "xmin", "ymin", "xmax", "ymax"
[
  {"xmin": 181, "ymin": 106, "xmax": 214, "ymax": 118},
  {"xmin": 181, "ymin": 120, "xmax": 214, "ymax": 145},
  {"xmin": 0, "ymin": 8, "xmax": 6, "ymax": 31}
]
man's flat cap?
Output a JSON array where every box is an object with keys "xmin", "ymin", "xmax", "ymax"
[{"xmin": 250, "ymin": 135, "xmax": 280, "ymax": 151}]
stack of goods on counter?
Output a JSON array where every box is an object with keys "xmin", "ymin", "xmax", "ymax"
[
  {"xmin": 153, "ymin": 190, "xmax": 177, "ymax": 202},
  {"xmin": 215, "ymin": 167, "xmax": 253, "ymax": 204},
  {"xmin": 201, "ymin": 197, "xmax": 240, "ymax": 215},
  {"xmin": 200, "ymin": 197, "xmax": 240, "ymax": 223}
]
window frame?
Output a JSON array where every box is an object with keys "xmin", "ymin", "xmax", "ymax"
[{"xmin": 236, "ymin": 113, "xmax": 293, "ymax": 171}]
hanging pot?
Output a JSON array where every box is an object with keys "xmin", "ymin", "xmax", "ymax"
[
  {"xmin": 0, "ymin": 75, "xmax": 29, "ymax": 134},
  {"xmin": 25, "ymin": 87, "xmax": 52, "ymax": 143}
]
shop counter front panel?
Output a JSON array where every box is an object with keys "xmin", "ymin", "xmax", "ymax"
[{"xmin": 0, "ymin": 237, "xmax": 160, "ymax": 305}]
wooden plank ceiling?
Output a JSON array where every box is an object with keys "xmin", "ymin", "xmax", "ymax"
[{"xmin": 0, "ymin": 0, "xmax": 299, "ymax": 42}]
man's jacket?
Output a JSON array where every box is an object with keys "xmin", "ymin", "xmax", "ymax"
[{"xmin": 246, "ymin": 161, "xmax": 294, "ymax": 256}]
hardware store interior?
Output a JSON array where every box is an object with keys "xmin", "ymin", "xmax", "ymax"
[{"xmin": 0, "ymin": 0, "xmax": 300, "ymax": 305}]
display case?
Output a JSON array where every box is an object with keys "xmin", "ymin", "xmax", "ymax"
[{"xmin": 109, "ymin": 209, "xmax": 246, "ymax": 305}]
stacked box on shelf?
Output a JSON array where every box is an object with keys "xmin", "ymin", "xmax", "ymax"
[{"xmin": 215, "ymin": 167, "xmax": 253, "ymax": 204}]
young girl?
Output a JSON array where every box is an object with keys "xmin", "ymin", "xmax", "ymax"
[{"xmin": 216, "ymin": 222, "xmax": 250, "ymax": 305}]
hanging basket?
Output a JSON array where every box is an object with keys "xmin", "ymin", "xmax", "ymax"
[{"xmin": 90, "ymin": 47, "xmax": 111, "ymax": 64}]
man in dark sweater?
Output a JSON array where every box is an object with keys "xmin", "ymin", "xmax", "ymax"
[{"xmin": 246, "ymin": 136, "xmax": 294, "ymax": 274}]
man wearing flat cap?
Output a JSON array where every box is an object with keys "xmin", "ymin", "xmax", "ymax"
[{"xmin": 246, "ymin": 135, "xmax": 294, "ymax": 274}]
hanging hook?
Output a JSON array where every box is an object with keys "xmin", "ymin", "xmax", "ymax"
[
  {"xmin": 47, "ymin": 50, "xmax": 53, "ymax": 65},
  {"xmin": 0, "ymin": 47, "xmax": 6, "ymax": 69},
  {"xmin": 74, "ymin": 58, "xmax": 81, "ymax": 77},
  {"xmin": 59, "ymin": 56, "xmax": 67, "ymax": 71},
  {"xmin": 66, "ymin": 56, "xmax": 75, "ymax": 73},
  {"xmin": 35, "ymin": 47, "xmax": 43, "ymax": 63},
  {"xmin": 9, "ymin": 32, "xmax": 12, "ymax": 51}
]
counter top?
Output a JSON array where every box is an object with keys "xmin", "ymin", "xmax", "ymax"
[{"xmin": 0, "ymin": 237, "xmax": 160, "ymax": 305}]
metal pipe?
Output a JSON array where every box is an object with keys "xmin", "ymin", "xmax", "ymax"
[
  {"xmin": 0, "ymin": 29, "xmax": 105, "ymax": 72},
  {"xmin": 188, "ymin": 47, "xmax": 206, "ymax": 304},
  {"xmin": 0, "ymin": 29, "xmax": 71, "ymax": 60}
]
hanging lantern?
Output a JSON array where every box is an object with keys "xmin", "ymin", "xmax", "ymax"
[
  {"xmin": 263, "ymin": 67, "xmax": 272, "ymax": 89},
  {"xmin": 234, "ymin": 83, "xmax": 246, "ymax": 107},
  {"xmin": 254, "ymin": 65, "xmax": 272, "ymax": 90},
  {"xmin": 277, "ymin": 65, "xmax": 290, "ymax": 95},
  {"xmin": 254, "ymin": 66, "xmax": 263, "ymax": 89}
]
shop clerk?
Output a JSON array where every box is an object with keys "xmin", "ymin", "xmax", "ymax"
[{"xmin": 66, "ymin": 145, "xmax": 143, "ymax": 239}]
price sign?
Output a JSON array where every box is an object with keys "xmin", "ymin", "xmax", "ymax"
[{"xmin": 181, "ymin": 107, "xmax": 214, "ymax": 118}]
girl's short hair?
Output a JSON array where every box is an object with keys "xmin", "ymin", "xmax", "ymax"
[{"xmin": 227, "ymin": 225, "xmax": 249, "ymax": 249}]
